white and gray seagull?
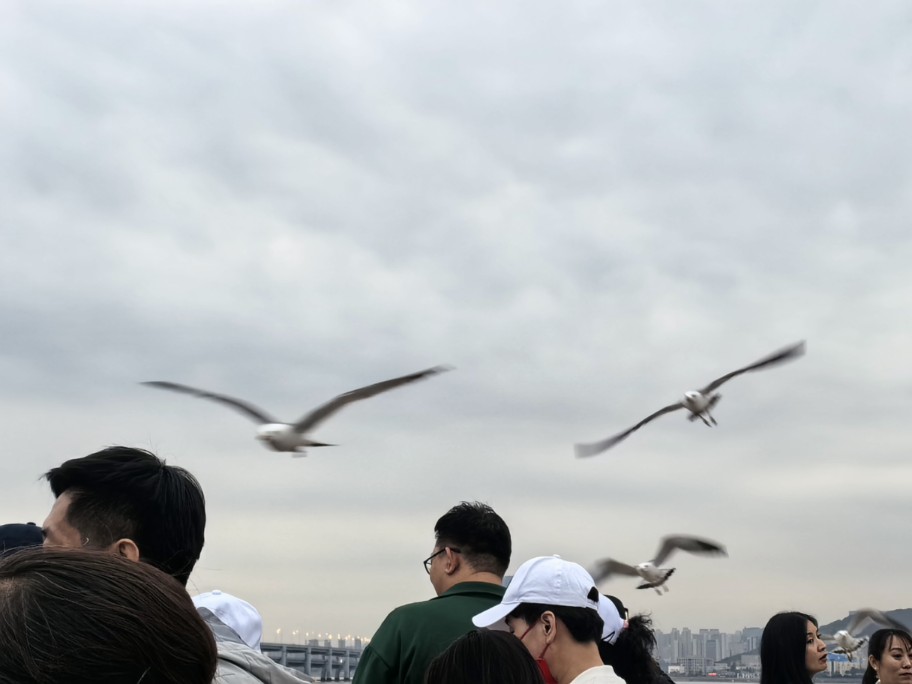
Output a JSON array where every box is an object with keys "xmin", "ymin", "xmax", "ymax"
[
  {"xmin": 143, "ymin": 365, "xmax": 449, "ymax": 455},
  {"xmin": 590, "ymin": 535, "xmax": 727, "ymax": 595},
  {"xmin": 821, "ymin": 609, "xmax": 910, "ymax": 661},
  {"xmin": 575, "ymin": 341, "xmax": 806, "ymax": 457}
]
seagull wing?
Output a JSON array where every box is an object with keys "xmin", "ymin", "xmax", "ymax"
[
  {"xmin": 292, "ymin": 366, "xmax": 450, "ymax": 433},
  {"xmin": 575, "ymin": 403, "xmax": 685, "ymax": 457},
  {"xmin": 653, "ymin": 535, "xmax": 728, "ymax": 566},
  {"xmin": 142, "ymin": 382, "xmax": 278, "ymax": 425},
  {"xmin": 590, "ymin": 558, "xmax": 640, "ymax": 583},
  {"xmin": 699, "ymin": 341, "xmax": 806, "ymax": 394},
  {"xmin": 847, "ymin": 608, "xmax": 909, "ymax": 635}
]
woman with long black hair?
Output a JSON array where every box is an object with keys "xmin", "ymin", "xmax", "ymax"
[{"xmin": 760, "ymin": 612, "xmax": 829, "ymax": 684}]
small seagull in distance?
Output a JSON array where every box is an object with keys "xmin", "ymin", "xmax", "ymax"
[
  {"xmin": 575, "ymin": 341, "xmax": 806, "ymax": 457},
  {"xmin": 143, "ymin": 365, "xmax": 450, "ymax": 455},
  {"xmin": 590, "ymin": 535, "xmax": 727, "ymax": 595},
  {"xmin": 822, "ymin": 609, "xmax": 910, "ymax": 661}
]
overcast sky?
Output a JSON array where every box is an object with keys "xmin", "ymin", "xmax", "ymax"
[{"xmin": 2, "ymin": 0, "xmax": 911, "ymax": 641}]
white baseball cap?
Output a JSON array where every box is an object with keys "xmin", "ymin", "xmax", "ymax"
[
  {"xmin": 473, "ymin": 556, "xmax": 603, "ymax": 631},
  {"xmin": 193, "ymin": 589, "xmax": 263, "ymax": 651},
  {"xmin": 596, "ymin": 595, "xmax": 625, "ymax": 645}
]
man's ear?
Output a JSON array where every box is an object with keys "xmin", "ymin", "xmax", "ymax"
[
  {"xmin": 110, "ymin": 538, "xmax": 141, "ymax": 562},
  {"xmin": 445, "ymin": 547, "xmax": 461, "ymax": 575},
  {"xmin": 542, "ymin": 611, "xmax": 557, "ymax": 642}
]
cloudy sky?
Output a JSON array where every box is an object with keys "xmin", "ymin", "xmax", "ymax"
[{"xmin": 2, "ymin": 0, "xmax": 911, "ymax": 641}]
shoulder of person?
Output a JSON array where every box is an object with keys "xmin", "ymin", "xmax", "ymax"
[{"xmin": 214, "ymin": 640, "xmax": 314, "ymax": 683}]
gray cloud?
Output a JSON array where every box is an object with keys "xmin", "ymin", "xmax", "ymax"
[{"xmin": 1, "ymin": 0, "xmax": 911, "ymax": 637}]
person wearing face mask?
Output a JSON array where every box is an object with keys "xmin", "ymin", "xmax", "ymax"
[
  {"xmin": 472, "ymin": 556, "xmax": 626, "ymax": 684},
  {"xmin": 760, "ymin": 612, "xmax": 829, "ymax": 684},
  {"xmin": 863, "ymin": 628, "xmax": 912, "ymax": 684}
]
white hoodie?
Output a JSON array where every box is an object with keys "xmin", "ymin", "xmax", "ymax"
[{"xmin": 199, "ymin": 608, "xmax": 314, "ymax": 683}]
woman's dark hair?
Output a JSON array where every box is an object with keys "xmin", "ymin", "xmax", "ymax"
[
  {"xmin": 0, "ymin": 547, "xmax": 218, "ymax": 684},
  {"xmin": 425, "ymin": 629, "xmax": 545, "ymax": 684},
  {"xmin": 863, "ymin": 629, "xmax": 912, "ymax": 684},
  {"xmin": 760, "ymin": 611, "xmax": 818, "ymax": 684},
  {"xmin": 600, "ymin": 614, "xmax": 670, "ymax": 684},
  {"xmin": 510, "ymin": 592, "xmax": 605, "ymax": 644},
  {"xmin": 44, "ymin": 446, "xmax": 207, "ymax": 585}
]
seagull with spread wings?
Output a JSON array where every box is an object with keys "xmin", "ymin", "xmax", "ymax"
[
  {"xmin": 143, "ymin": 366, "xmax": 449, "ymax": 455},
  {"xmin": 590, "ymin": 535, "xmax": 727, "ymax": 595},
  {"xmin": 575, "ymin": 341, "xmax": 806, "ymax": 457},
  {"xmin": 822, "ymin": 609, "xmax": 910, "ymax": 661}
]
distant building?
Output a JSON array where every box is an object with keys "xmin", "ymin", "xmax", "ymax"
[
  {"xmin": 655, "ymin": 625, "xmax": 763, "ymax": 675},
  {"xmin": 741, "ymin": 627, "xmax": 762, "ymax": 652},
  {"xmin": 680, "ymin": 656, "xmax": 715, "ymax": 675}
]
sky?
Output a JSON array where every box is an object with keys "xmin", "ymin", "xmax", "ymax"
[{"xmin": 1, "ymin": 0, "xmax": 911, "ymax": 641}]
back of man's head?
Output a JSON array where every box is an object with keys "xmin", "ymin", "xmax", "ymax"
[
  {"xmin": 434, "ymin": 501, "xmax": 511, "ymax": 577},
  {"xmin": 44, "ymin": 446, "xmax": 206, "ymax": 586}
]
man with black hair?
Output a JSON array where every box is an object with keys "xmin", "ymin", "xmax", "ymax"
[
  {"xmin": 41, "ymin": 446, "xmax": 311, "ymax": 684},
  {"xmin": 43, "ymin": 446, "xmax": 206, "ymax": 584},
  {"xmin": 473, "ymin": 556, "xmax": 626, "ymax": 684},
  {"xmin": 353, "ymin": 501, "xmax": 512, "ymax": 684}
]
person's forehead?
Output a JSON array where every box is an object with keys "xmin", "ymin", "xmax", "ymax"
[
  {"xmin": 43, "ymin": 492, "xmax": 78, "ymax": 532},
  {"xmin": 887, "ymin": 636, "xmax": 912, "ymax": 650},
  {"xmin": 45, "ymin": 492, "xmax": 71, "ymax": 520}
]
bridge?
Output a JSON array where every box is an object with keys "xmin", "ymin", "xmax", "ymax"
[{"xmin": 262, "ymin": 639, "xmax": 365, "ymax": 681}]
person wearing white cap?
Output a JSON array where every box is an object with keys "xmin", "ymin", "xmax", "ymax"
[
  {"xmin": 473, "ymin": 556, "xmax": 625, "ymax": 684},
  {"xmin": 193, "ymin": 590, "xmax": 263, "ymax": 651},
  {"xmin": 597, "ymin": 595, "xmax": 676, "ymax": 684}
]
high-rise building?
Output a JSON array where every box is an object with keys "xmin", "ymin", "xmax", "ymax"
[
  {"xmin": 681, "ymin": 627, "xmax": 693, "ymax": 659},
  {"xmin": 653, "ymin": 625, "xmax": 763, "ymax": 672}
]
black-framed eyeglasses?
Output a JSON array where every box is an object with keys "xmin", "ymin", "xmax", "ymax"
[{"xmin": 423, "ymin": 547, "xmax": 461, "ymax": 574}]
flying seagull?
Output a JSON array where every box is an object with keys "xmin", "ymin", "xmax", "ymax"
[
  {"xmin": 143, "ymin": 366, "xmax": 450, "ymax": 454},
  {"xmin": 590, "ymin": 534, "xmax": 727, "ymax": 595},
  {"xmin": 575, "ymin": 341, "xmax": 806, "ymax": 457},
  {"xmin": 821, "ymin": 609, "xmax": 910, "ymax": 661}
]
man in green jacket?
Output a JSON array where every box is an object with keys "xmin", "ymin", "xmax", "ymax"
[{"xmin": 353, "ymin": 501, "xmax": 512, "ymax": 684}]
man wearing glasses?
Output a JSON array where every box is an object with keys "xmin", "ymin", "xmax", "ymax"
[{"xmin": 353, "ymin": 501, "xmax": 511, "ymax": 684}]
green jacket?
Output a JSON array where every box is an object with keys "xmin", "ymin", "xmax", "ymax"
[{"xmin": 353, "ymin": 582, "xmax": 505, "ymax": 684}]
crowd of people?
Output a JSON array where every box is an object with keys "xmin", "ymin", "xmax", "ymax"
[{"xmin": 0, "ymin": 446, "xmax": 908, "ymax": 683}]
